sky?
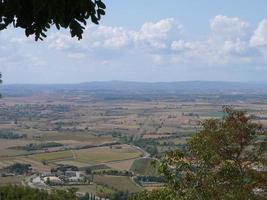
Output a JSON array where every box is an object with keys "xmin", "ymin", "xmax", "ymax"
[{"xmin": 1, "ymin": 0, "xmax": 267, "ymax": 84}]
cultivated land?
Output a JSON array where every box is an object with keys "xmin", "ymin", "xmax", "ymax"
[
  {"xmin": 0, "ymin": 82, "xmax": 267, "ymax": 195},
  {"xmin": 93, "ymin": 175, "xmax": 141, "ymax": 193}
]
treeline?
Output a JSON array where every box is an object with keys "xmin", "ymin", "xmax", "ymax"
[
  {"xmin": 120, "ymin": 136, "xmax": 159, "ymax": 156},
  {"xmin": 0, "ymin": 186, "xmax": 79, "ymax": 200},
  {"xmin": 87, "ymin": 169, "xmax": 133, "ymax": 176},
  {"xmin": 10, "ymin": 142, "xmax": 63, "ymax": 151},
  {"xmin": 0, "ymin": 185, "xmax": 130, "ymax": 200},
  {"xmin": 134, "ymin": 176, "xmax": 165, "ymax": 185},
  {"xmin": 2, "ymin": 163, "xmax": 32, "ymax": 175},
  {"xmin": 0, "ymin": 131, "xmax": 27, "ymax": 139},
  {"xmin": 81, "ymin": 191, "xmax": 131, "ymax": 200}
]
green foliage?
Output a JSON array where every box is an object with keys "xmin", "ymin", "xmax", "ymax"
[
  {"xmin": 0, "ymin": 131, "xmax": 27, "ymax": 139},
  {"xmin": 110, "ymin": 190, "xmax": 130, "ymax": 200},
  {"xmin": 131, "ymin": 188, "xmax": 177, "ymax": 200},
  {"xmin": 131, "ymin": 158, "xmax": 159, "ymax": 176},
  {"xmin": 10, "ymin": 142, "xmax": 63, "ymax": 151},
  {"xmin": 123, "ymin": 137, "xmax": 159, "ymax": 156},
  {"xmin": 3, "ymin": 163, "xmax": 31, "ymax": 175},
  {"xmin": 0, "ymin": 0, "xmax": 106, "ymax": 41},
  {"xmin": 132, "ymin": 107, "xmax": 267, "ymax": 200},
  {"xmin": 0, "ymin": 185, "xmax": 79, "ymax": 200}
]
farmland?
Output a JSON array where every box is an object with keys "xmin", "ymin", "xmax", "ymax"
[
  {"xmin": 93, "ymin": 175, "xmax": 141, "ymax": 193},
  {"xmin": 29, "ymin": 145, "xmax": 143, "ymax": 166},
  {"xmin": 0, "ymin": 82, "xmax": 267, "ymax": 196}
]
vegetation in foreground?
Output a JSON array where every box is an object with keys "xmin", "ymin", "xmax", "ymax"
[
  {"xmin": 0, "ymin": 186, "xmax": 79, "ymax": 200},
  {"xmin": 131, "ymin": 107, "xmax": 267, "ymax": 200}
]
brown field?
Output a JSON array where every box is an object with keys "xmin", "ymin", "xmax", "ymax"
[
  {"xmin": 3, "ymin": 145, "xmax": 143, "ymax": 171},
  {"xmin": 0, "ymin": 139, "xmax": 39, "ymax": 150},
  {"xmin": 106, "ymin": 158, "xmax": 136, "ymax": 171},
  {"xmin": 144, "ymin": 185, "xmax": 164, "ymax": 191},
  {"xmin": 0, "ymin": 157, "xmax": 52, "ymax": 171},
  {"xmin": 0, "ymin": 91, "xmax": 267, "ymax": 194},
  {"xmin": 0, "ymin": 176, "xmax": 25, "ymax": 186}
]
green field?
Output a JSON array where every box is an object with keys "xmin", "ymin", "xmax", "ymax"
[
  {"xmin": 30, "ymin": 151, "xmax": 73, "ymax": 162},
  {"xmin": 28, "ymin": 145, "xmax": 143, "ymax": 169},
  {"xmin": 130, "ymin": 158, "xmax": 159, "ymax": 176},
  {"xmin": 94, "ymin": 175, "xmax": 141, "ymax": 193},
  {"xmin": 75, "ymin": 146, "xmax": 143, "ymax": 164}
]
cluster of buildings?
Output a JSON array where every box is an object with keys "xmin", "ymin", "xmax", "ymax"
[{"xmin": 31, "ymin": 165, "xmax": 87, "ymax": 187}]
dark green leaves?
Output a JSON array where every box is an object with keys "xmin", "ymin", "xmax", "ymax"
[
  {"xmin": 133, "ymin": 107, "xmax": 267, "ymax": 200},
  {"xmin": 0, "ymin": 0, "xmax": 106, "ymax": 41},
  {"xmin": 96, "ymin": 0, "xmax": 106, "ymax": 9}
]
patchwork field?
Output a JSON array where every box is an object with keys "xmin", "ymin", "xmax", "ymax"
[
  {"xmin": 74, "ymin": 145, "xmax": 143, "ymax": 164},
  {"xmin": 94, "ymin": 175, "xmax": 141, "ymax": 193},
  {"xmin": 30, "ymin": 151, "xmax": 73, "ymax": 162},
  {"xmin": 0, "ymin": 157, "xmax": 52, "ymax": 171},
  {"xmin": 0, "ymin": 145, "xmax": 143, "ymax": 173},
  {"xmin": 1, "ymin": 87, "xmax": 267, "ymax": 196},
  {"xmin": 106, "ymin": 159, "xmax": 136, "ymax": 171}
]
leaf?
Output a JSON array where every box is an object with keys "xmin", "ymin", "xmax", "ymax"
[
  {"xmin": 91, "ymin": 15, "xmax": 99, "ymax": 24},
  {"xmin": 0, "ymin": 0, "xmax": 106, "ymax": 40},
  {"xmin": 55, "ymin": 23, "xmax": 60, "ymax": 30},
  {"xmin": 0, "ymin": 24, "xmax": 7, "ymax": 30},
  {"xmin": 96, "ymin": 1, "xmax": 106, "ymax": 9},
  {"xmin": 97, "ymin": 9, "xmax": 105, "ymax": 16}
]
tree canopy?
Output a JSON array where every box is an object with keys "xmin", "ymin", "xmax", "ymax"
[
  {"xmin": 131, "ymin": 107, "xmax": 267, "ymax": 200},
  {"xmin": 0, "ymin": 185, "xmax": 79, "ymax": 200},
  {"xmin": 0, "ymin": 0, "xmax": 106, "ymax": 41}
]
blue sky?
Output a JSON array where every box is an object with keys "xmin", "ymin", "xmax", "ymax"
[
  {"xmin": 104, "ymin": 0, "xmax": 266, "ymax": 33},
  {"xmin": 0, "ymin": 0, "xmax": 267, "ymax": 84}
]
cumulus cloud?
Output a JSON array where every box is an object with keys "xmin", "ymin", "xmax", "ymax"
[
  {"xmin": 250, "ymin": 20, "xmax": 267, "ymax": 47},
  {"xmin": 166, "ymin": 16, "xmax": 252, "ymax": 66},
  {"xmin": 210, "ymin": 15, "xmax": 249, "ymax": 39},
  {"xmin": 171, "ymin": 40, "xmax": 195, "ymax": 51},
  {"xmin": 2, "ymin": 16, "xmax": 267, "ymax": 83},
  {"xmin": 42, "ymin": 16, "xmax": 267, "ymax": 68},
  {"xmin": 47, "ymin": 18, "xmax": 183, "ymax": 52},
  {"xmin": 86, "ymin": 25, "xmax": 133, "ymax": 49},
  {"xmin": 133, "ymin": 18, "xmax": 183, "ymax": 49}
]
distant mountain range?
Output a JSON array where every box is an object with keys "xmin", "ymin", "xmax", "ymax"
[{"xmin": 1, "ymin": 81, "xmax": 267, "ymax": 96}]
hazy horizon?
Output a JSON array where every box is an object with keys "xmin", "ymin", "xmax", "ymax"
[{"xmin": 1, "ymin": 80, "xmax": 267, "ymax": 86}]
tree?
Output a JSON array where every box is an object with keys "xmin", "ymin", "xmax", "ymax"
[
  {"xmin": 0, "ymin": 185, "xmax": 79, "ymax": 200},
  {"xmin": 131, "ymin": 107, "xmax": 267, "ymax": 200},
  {"xmin": 0, "ymin": 0, "xmax": 106, "ymax": 41}
]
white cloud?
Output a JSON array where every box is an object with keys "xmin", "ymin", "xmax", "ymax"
[
  {"xmin": 46, "ymin": 18, "xmax": 184, "ymax": 52},
  {"xmin": 86, "ymin": 25, "xmax": 133, "ymax": 49},
  {"xmin": 2, "ymin": 16, "xmax": 267, "ymax": 84},
  {"xmin": 67, "ymin": 53, "xmax": 86, "ymax": 59},
  {"xmin": 210, "ymin": 15, "xmax": 249, "ymax": 39},
  {"xmin": 171, "ymin": 40, "xmax": 195, "ymax": 51},
  {"xmin": 222, "ymin": 39, "xmax": 247, "ymax": 54},
  {"xmin": 138, "ymin": 18, "xmax": 177, "ymax": 40},
  {"xmin": 250, "ymin": 20, "xmax": 267, "ymax": 47},
  {"xmin": 48, "ymin": 33, "xmax": 76, "ymax": 50},
  {"xmin": 134, "ymin": 18, "xmax": 183, "ymax": 49}
]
